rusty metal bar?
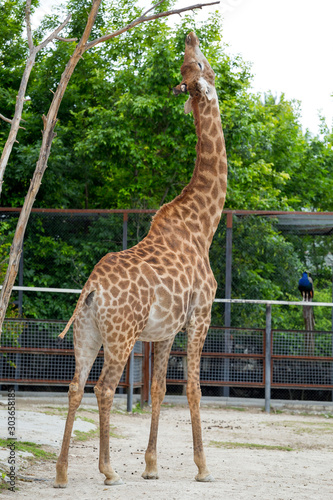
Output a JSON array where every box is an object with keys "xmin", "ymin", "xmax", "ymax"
[
  {"xmin": 122, "ymin": 212, "xmax": 134, "ymax": 412},
  {"xmin": 169, "ymin": 350, "xmax": 264, "ymax": 359},
  {"xmin": 223, "ymin": 212, "xmax": 233, "ymax": 397},
  {"xmin": 4, "ymin": 318, "xmax": 72, "ymax": 324},
  {"xmin": 271, "ymin": 383, "xmax": 333, "ymax": 389},
  {"xmin": 0, "ymin": 378, "xmax": 142, "ymax": 387},
  {"xmin": 141, "ymin": 342, "xmax": 150, "ymax": 404},
  {"xmin": 0, "ymin": 207, "xmax": 157, "ymax": 214},
  {"xmin": 166, "ymin": 380, "xmax": 265, "ymax": 387},
  {"xmin": 3, "ymin": 207, "xmax": 333, "ymax": 216},
  {"xmin": 272, "ymin": 354, "xmax": 333, "ymax": 361},
  {"xmin": 0, "ymin": 347, "xmax": 144, "ymax": 357}
]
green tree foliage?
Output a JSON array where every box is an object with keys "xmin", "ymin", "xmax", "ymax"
[
  {"xmin": 1, "ymin": 1, "xmax": 333, "ymax": 329},
  {"xmin": 0, "ymin": 1, "xmax": 38, "ymax": 141},
  {"xmin": 2, "ymin": 1, "xmax": 253, "ymax": 209}
]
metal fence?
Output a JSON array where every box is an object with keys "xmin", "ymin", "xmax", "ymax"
[
  {"xmin": 1, "ymin": 302, "xmax": 333, "ymax": 411},
  {"xmin": 2, "ymin": 208, "xmax": 333, "ymax": 404},
  {"xmin": 0, "ymin": 319, "xmax": 144, "ymax": 388},
  {"xmin": 2, "ymin": 208, "xmax": 333, "ymax": 326}
]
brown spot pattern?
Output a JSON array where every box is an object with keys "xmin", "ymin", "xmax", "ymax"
[{"xmin": 56, "ymin": 31, "xmax": 227, "ymax": 489}]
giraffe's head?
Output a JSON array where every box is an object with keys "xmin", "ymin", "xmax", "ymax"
[{"xmin": 173, "ymin": 32, "xmax": 217, "ymax": 114}]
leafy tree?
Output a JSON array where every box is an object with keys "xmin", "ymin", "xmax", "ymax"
[
  {"xmin": 0, "ymin": 0, "xmax": 37, "ymax": 117},
  {"xmin": 2, "ymin": 3, "xmax": 251, "ymax": 209},
  {"xmin": 1, "ymin": 0, "xmax": 333, "ymax": 330}
]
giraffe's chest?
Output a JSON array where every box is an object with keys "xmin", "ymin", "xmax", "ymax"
[
  {"xmin": 139, "ymin": 285, "xmax": 189, "ymax": 342},
  {"xmin": 139, "ymin": 306, "xmax": 187, "ymax": 342}
]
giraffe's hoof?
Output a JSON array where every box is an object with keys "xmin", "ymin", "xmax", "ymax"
[
  {"xmin": 104, "ymin": 477, "xmax": 124, "ymax": 486},
  {"xmin": 54, "ymin": 471, "xmax": 68, "ymax": 488},
  {"xmin": 53, "ymin": 481, "xmax": 68, "ymax": 488},
  {"xmin": 195, "ymin": 473, "xmax": 215, "ymax": 482},
  {"xmin": 142, "ymin": 471, "xmax": 159, "ymax": 480}
]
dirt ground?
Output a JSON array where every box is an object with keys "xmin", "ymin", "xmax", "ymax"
[{"xmin": 1, "ymin": 396, "xmax": 333, "ymax": 500}]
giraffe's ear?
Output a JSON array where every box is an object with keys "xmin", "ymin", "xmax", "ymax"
[
  {"xmin": 184, "ymin": 97, "xmax": 192, "ymax": 114},
  {"xmin": 198, "ymin": 76, "xmax": 217, "ymax": 102}
]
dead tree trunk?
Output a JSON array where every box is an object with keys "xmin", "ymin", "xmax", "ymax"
[
  {"xmin": 0, "ymin": 0, "xmax": 101, "ymax": 330},
  {"xmin": 0, "ymin": 0, "xmax": 219, "ymax": 335},
  {"xmin": 0, "ymin": 0, "xmax": 75, "ymax": 198}
]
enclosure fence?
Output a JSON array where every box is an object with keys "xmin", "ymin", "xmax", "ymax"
[
  {"xmin": 1, "ymin": 208, "xmax": 333, "ymax": 407},
  {"xmin": 1, "ymin": 295, "xmax": 333, "ymax": 412}
]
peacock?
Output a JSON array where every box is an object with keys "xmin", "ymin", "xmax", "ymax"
[{"xmin": 298, "ymin": 271, "xmax": 314, "ymax": 301}]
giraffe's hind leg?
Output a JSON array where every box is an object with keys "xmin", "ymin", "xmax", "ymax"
[
  {"xmin": 142, "ymin": 337, "xmax": 174, "ymax": 480},
  {"xmin": 54, "ymin": 319, "xmax": 102, "ymax": 488}
]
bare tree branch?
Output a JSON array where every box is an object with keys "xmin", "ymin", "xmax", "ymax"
[
  {"xmin": 0, "ymin": 113, "xmax": 26, "ymax": 130},
  {"xmin": 0, "ymin": 0, "xmax": 103, "ymax": 332},
  {"xmin": 85, "ymin": 1, "xmax": 220, "ymax": 51},
  {"xmin": 0, "ymin": 114, "xmax": 12, "ymax": 125},
  {"xmin": 0, "ymin": 6, "xmax": 73, "ymax": 199},
  {"xmin": 140, "ymin": 0, "xmax": 165, "ymax": 19},
  {"xmin": 37, "ymin": 14, "xmax": 72, "ymax": 50},
  {"xmin": 55, "ymin": 36, "xmax": 78, "ymax": 42},
  {"xmin": 25, "ymin": 0, "xmax": 34, "ymax": 52}
]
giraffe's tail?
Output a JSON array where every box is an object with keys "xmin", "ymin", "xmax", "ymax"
[{"xmin": 58, "ymin": 287, "xmax": 96, "ymax": 340}]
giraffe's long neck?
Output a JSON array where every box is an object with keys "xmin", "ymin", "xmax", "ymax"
[
  {"xmin": 177, "ymin": 95, "xmax": 227, "ymax": 246},
  {"xmin": 149, "ymin": 93, "xmax": 227, "ymax": 254}
]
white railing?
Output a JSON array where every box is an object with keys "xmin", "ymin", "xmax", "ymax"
[
  {"xmin": 4, "ymin": 286, "xmax": 333, "ymax": 307},
  {"xmin": 3, "ymin": 287, "xmax": 333, "ymax": 412}
]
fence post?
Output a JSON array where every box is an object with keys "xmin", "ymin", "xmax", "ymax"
[
  {"xmin": 127, "ymin": 347, "xmax": 135, "ymax": 412},
  {"xmin": 123, "ymin": 212, "xmax": 134, "ymax": 411},
  {"xmin": 122, "ymin": 212, "xmax": 128, "ymax": 251},
  {"xmin": 223, "ymin": 212, "xmax": 233, "ymax": 397},
  {"xmin": 148, "ymin": 342, "xmax": 152, "ymax": 405},
  {"xmin": 18, "ymin": 248, "xmax": 23, "ymax": 315},
  {"xmin": 265, "ymin": 304, "xmax": 272, "ymax": 413},
  {"xmin": 331, "ymin": 267, "xmax": 333, "ymax": 402},
  {"xmin": 141, "ymin": 342, "xmax": 150, "ymax": 406},
  {"xmin": 14, "ymin": 248, "xmax": 24, "ymax": 392}
]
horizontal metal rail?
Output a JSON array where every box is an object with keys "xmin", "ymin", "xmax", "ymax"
[
  {"xmin": 170, "ymin": 350, "xmax": 264, "ymax": 359},
  {"xmin": 272, "ymin": 354, "xmax": 333, "ymax": 361},
  {"xmin": 271, "ymin": 382, "xmax": 333, "ymax": 389},
  {"xmin": 4, "ymin": 287, "xmax": 333, "ymax": 307},
  {"xmin": 214, "ymin": 298, "xmax": 333, "ymax": 307},
  {"xmin": 3, "ymin": 207, "xmax": 333, "ymax": 216},
  {"xmin": 0, "ymin": 347, "xmax": 144, "ymax": 357},
  {"xmin": 0, "ymin": 378, "xmax": 142, "ymax": 387},
  {"xmin": 2, "ymin": 286, "xmax": 82, "ymax": 294},
  {"xmin": 166, "ymin": 379, "xmax": 265, "ymax": 388}
]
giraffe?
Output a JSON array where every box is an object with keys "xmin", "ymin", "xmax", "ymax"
[{"xmin": 54, "ymin": 31, "xmax": 227, "ymax": 488}]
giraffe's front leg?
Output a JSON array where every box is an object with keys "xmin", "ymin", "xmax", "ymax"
[
  {"xmin": 94, "ymin": 342, "xmax": 137, "ymax": 487},
  {"xmin": 142, "ymin": 338, "xmax": 174, "ymax": 480},
  {"xmin": 187, "ymin": 323, "xmax": 215, "ymax": 482}
]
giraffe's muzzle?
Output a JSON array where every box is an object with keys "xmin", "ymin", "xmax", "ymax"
[{"xmin": 173, "ymin": 83, "xmax": 187, "ymax": 96}]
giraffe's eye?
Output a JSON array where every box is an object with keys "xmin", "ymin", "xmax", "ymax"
[{"xmin": 198, "ymin": 62, "xmax": 203, "ymax": 70}]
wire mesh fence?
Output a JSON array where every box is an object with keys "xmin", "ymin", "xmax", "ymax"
[
  {"xmin": 272, "ymin": 329, "xmax": 333, "ymax": 390},
  {"xmin": 2, "ymin": 319, "xmax": 332, "ymax": 405},
  {"xmin": 1, "ymin": 208, "xmax": 333, "ymax": 401},
  {"xmin": 0, "ymin": 319, "xmax": 144, "ymax": 389}
]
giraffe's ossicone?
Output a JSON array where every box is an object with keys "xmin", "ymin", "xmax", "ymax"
[{"xmin": 54, "ymin": 31, "xmax": 227, "ymax": 488}]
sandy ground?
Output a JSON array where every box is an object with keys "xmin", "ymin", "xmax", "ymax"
[{"xmin": 1, "ymin": 396, "xmax": 333, "ymax": 500}]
